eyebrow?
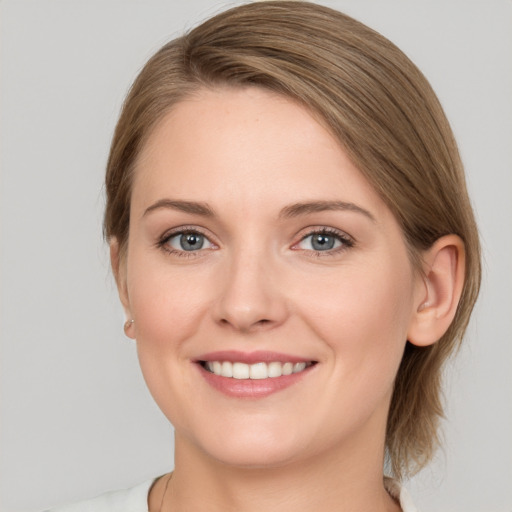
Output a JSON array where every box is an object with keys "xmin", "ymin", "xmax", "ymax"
[
  {"xmin": 143, "ymin": 199, "xmax": 215, "ymax": 217},
  {"xmin": 143, "ymin": 198, "xmax": 375, "ymax": 222},
  {"xmin": 279, "ymin": 201, "xmax": 376, "ymax": 222}
]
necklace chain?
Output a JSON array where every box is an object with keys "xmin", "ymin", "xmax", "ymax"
[{"xmin": 159, "ymin": 472, "xmax": 173, "ymax": 512}]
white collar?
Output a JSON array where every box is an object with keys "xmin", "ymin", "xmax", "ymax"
[{"xmin": 384, "ymin": 477, "xmax": 419, "ymax": 512}]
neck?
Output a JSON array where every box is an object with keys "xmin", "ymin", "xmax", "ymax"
[{"xmin": 163, "ymin": 431, "xmax": 400, "ymax": 512}]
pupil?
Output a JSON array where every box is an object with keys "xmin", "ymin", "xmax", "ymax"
[
  {"xmin": 312, "ymin": 234, "xmax": 334, "ymax": 250},
  {"xmin": 180, "ymin": 233, "xmax": 204, "ymax": 251}
]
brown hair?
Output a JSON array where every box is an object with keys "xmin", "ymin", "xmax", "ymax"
[{"xmin": 104, "ymin": 1, "xmax": 481, "ymax": 478}]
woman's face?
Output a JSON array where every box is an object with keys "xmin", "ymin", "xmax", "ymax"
[{"xmin": 118, "ymin": 87, "xmax": 424, "ymax": 468}]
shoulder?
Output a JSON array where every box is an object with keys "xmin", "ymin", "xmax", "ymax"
[{"xmin": 43, "ymin": 478, "xmax": 156, "ymax": 512}]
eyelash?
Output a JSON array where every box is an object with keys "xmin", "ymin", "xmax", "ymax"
[
  {"xmin": 294, "ymin": 227, "xmax": 355, "ymax": 257},
  {"xmin": 156, "ymin": 226, "xmax": 215, "ymax": 259},
  {"xmin": 156, "ymin": 226, "xmax": 355, "ymax": 259}
]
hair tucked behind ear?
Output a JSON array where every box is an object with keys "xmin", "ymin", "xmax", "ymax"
[{"xmin": 104, "ymin": 1, "xmax": 481, "ymax": 479}]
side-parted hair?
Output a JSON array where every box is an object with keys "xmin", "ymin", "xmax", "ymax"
[{"xmin": 104, "ymin": 1, "xmax": 481, "ymax": 478}]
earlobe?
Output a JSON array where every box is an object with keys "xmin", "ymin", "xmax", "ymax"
[
  {"xmin": 110, "ymin": 239, "xmax": 135, "ymax": 338},
  {"xmin": 408, "ymin": 235, "xmax": 466, "ymax": 347}
]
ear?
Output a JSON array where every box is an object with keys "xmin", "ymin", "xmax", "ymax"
[
  {"xmin": 407, "ymin": 234, "xmax": 466, "ymax": 347},
  {"xmin": 110, "ymin": 238, "xmax": 135, "ymax": 339}
]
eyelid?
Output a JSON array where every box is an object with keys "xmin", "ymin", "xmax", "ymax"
[
  {"xmin": 291, "ymin": 226, "xmax": 355, "ymax": 253},
  {"xmin": 156, "ymin": 225, "xmax": 218, "ymax": 257},
  {"xmin": 155, "ymin": 225, "xmax": 354, "ymax": 258},
  {"xmin": 168, "ymin": 232, "xmax": 215, "ymax": 251}
]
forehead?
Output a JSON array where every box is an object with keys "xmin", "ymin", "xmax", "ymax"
[
  {"xmin": 136, "ymin": 86, "xmax": 339, "ymax": 169},
  {"xmin": 132, "ymin": 86, "xmax": 388, "ymax": 219}
]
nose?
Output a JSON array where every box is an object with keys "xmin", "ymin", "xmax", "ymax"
[{"xmin": 212, "ymin": 248, "xmax": 289, "ymax": 333}]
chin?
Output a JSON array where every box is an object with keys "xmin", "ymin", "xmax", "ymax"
[
  {"xmin": 209, "ymin": 441, "xmax": 300, "ymax": 469},
  {"xmin": 185, "ymin": 420, "xmax": 307, "ymax": 469}
]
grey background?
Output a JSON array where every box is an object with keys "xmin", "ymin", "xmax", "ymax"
[{"xmin": 1, "ymin": 1, "xmax": 511, "ymax": 511}]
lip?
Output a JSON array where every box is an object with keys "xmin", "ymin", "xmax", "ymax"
[
  {"xmin": 194, "ymin": 350, "xmax": 317, "ymax": 399},
  {"xmin": 195, "ymin": 350, "xmax": 313, "ymax": 365}
]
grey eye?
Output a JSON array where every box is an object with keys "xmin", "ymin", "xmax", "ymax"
[
  {"xmin": 298, "ymin": 233, "xmax": 343, "ymax": 251},
  {"xmin": 168, "ymin": 232, "xmax": 213, "ymax": 251}
]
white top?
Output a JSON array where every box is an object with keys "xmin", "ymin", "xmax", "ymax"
[{"xmin": 45, "ymin": 477, "xmax": 419, "ymax": 512}]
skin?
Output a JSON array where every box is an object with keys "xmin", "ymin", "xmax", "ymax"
[{"xmin": 113, "ymin": 87, "xmax": 464, "ymax": 512}]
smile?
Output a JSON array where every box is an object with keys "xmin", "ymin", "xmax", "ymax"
[
  {"xmin": 196, "ymin": 351, "xmax": 317, "ymax": 398},
  {"xmin": 201, "ymin": 361, "xmax": 314, "ymax": 379}
]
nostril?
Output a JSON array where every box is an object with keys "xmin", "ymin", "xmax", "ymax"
[{"xmin": 218, "ymin": 317, "xmax": 273, "ymax": 331}]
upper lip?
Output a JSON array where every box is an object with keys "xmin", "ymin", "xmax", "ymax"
[{"xmin": 194, "ymin": 350, "xmax": 316, "ymax": 365}]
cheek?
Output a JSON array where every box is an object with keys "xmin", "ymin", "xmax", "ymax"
[
  {"xmin": 127, "ymin": 281, "xmax": 212, "ymax": 437},
  {"xmin": 125, "ymin": 252, "xmax": 213, "ymax": 410},
  {"xmin": 295, "ymin": 260, "xmax": 416, "ymax": 440},
  {"xmin": 127, "ymin": 254, "xmax": 211, "ymax": 346},
  {"xmin": 297, "ymin": 258, "xmax": 415, "ymax": 375}
]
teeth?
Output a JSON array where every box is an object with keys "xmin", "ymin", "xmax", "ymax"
[
  {"xmin": 221, "ymin": 361, "xmax": 233, "ymax": 378},
  {"xmin": 267, "ymin": 362, "xmax": 282, "ymax": 378},
  {"xmin": 232, "ymin": 362, "xmax": 250, "ymax": 379},
  {"xmin": 293, "ymin": 362, "xmax": 306, "ymax": 373},
  {"xmin": 249, "ymin": 362, "xmax": 268, "ymax": 379},
  {"xmin": 203, "ymin": 360, "xmax": 312, "ymax": 379},
  {"xmin": 282, "ymin": 362, "xmax": 293, "ymax": 375}
]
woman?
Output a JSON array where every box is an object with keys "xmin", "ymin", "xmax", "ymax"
[{"xmin": 48, "ymin": 1, "xmax": 480, "ymax": 511}]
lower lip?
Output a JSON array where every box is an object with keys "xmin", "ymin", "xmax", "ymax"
[{"xmin": 197, "ymin": 364, "xmax": 314, "ymax": 398}]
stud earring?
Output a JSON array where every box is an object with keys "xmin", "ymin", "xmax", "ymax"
[{"xmin": 124, "ymin": 319, "xmax": 134, "ymax": 335}]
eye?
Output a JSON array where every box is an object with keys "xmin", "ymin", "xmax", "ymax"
[
  {"xmin": 295, "ymin": 229, "xmax": 353, "ymax": 253},
  {"xmin": 164, "ymin": 230, "xmax": 215, "ymax": 253}
]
